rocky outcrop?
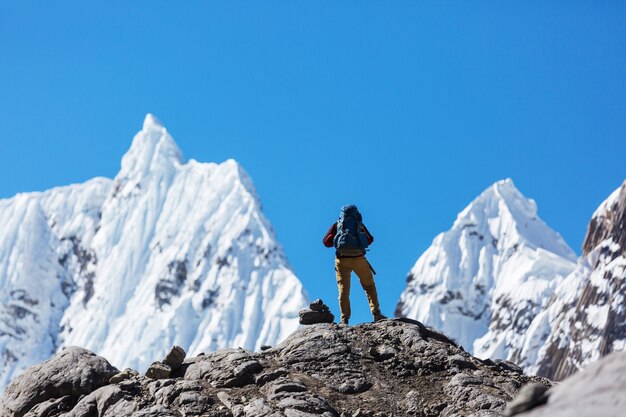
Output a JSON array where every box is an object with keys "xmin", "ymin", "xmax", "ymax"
[
  {"xmin": 144, "ymin": 346, "xmax": 188, "ymax": 380},
  {"xmin": 582, "ymin": 181, "xmax": 626, "ymax": 257},
  {"xmin": 505, "ymin": 350, "xmax": 626, "ymax": 417},
  {"xmin": 0, "ymin": 347, "xmax": 118, "ymax": 417},
  {"xmin": 0, "ymin": 319, "xmax": 550, "ymax": 417},
  {"xmin": 299, "ymin": 299, "xmax": 335, "ymax": 325},
  {"xmin": 533, "ymin": 180, "xmax": 626, "ymax": 380}
]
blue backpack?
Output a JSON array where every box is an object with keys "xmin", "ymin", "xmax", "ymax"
[{"xmin": 333, "ymin": 205, "xmax": 368, "ymax": 255}]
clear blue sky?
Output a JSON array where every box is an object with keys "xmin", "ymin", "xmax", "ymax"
[{"xmin": 1, "ymin": 2, "xmax": 625, "ymax": 324}]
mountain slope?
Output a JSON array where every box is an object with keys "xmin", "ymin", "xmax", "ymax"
[
  {"xmin": 0, "ymin": 319, "xmax": 552, "ymax": 417},
  {"xmin": 0, "ymin": 178, "xmax": 110, "ymax": 389},
  {"xmin": 395, "ymin": 179, "xmax": 577, "ymax": 369},
  {"xmin": 0, "ymin": 114, "xmax": 308, "ymax": 389},
  {"xmin": 529, "ymin": 180, "xmax": 626, "ymax": 379}
]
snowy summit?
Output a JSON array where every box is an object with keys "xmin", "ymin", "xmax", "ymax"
[
  {"xmin": 0, "ymin": 114, "xmax": 309, "ymax": 390},
  {"xmin": 397, "ymin": 178, "xmax": 626, "ymax": 380},
  {"xmin": 396, "ymin": 179, "xmax": 577, "ymax": 369}
]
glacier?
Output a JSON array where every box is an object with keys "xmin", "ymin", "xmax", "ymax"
[
  {"xmin": 396, "ymin": 178, "xmax": 626, "ymax": 380},
  {"xmin": 395, "ymin": 179, "xmax": 578, "ymax": 369},
  {"xmin": 0, "ymin": 114, "xmax": 308, "ymax": 390}
]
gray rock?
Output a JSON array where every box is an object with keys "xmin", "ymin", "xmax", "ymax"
[
  {"xmin": 448, "ymin": 373, "xmax": 484, "ymax": 387},
  {"xmin": 162, "ymin": 346, "xmax": 186, "ymax": 371},
  {"xmin": 449, "ymin": 354, "xmax": 477, "ymax": 370},
  {"xmin": 242, "ymin": 398, "xmax": 274, "ymax": 416},
  {"xmin": 1, "ymin": 319, "xmax": 555, "ymax": 417},
  {"xmin": 504, "ymin": 382, "xmax": 549, "ymax": 416},
  {"xmin": 66, "ymin": 385, "xmax": 125, "ymax": 417},
  {"xmin": 109, "ymin": 368, "xmax": 139, "ymax": 384},
  {"xmin": 404, "ymin": 390, "xmax": 421, "ymax": 414},
  {"xmin": 145, "ymin": 361, "xmax": 172, "ymax": 380},
  {"xmin": 369, "ymin": 344, "xmax": 398, "ymax": 361},
  {"xmin": 299, "ymin": 299, "xmax": 334, "ymax": 324},
  {"xmin": 496, "ymin": 359, "xmax": 524, "ymax": 375},
  {"xmin": 184, "ymin": 348, "xmax": 262, "ymax": 388},
  {"xmin": 517, "ymin": 351, "xmax": 626, "ymax": 416},
  {"xmin": 334, "ymin": 377, "xmax": 372, "ymax": 394},
  {"xmin": 255, "ymin": 368, "xmax": 289, "ymax": 386},
  {"xmin": 309, "ymin": 299, "xmax": 327, "ymax": 312},
  {"xmin": 22, "ymin": 396, "xmax": 72, "ymax": 417},
  {"xmin": 299, "ymin": 309, "xmax": 335, "ymax": 325},
  {"xmin": 269, "ymin": 381, "xmax": 308, "ymax": 396},
  {"xmin": 0, "ymin": 347, "xmax": 118, "ymax": 417}
]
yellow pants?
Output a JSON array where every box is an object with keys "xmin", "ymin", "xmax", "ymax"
[{"xmin": 335, "ymin": 256, "xmax": 382, "ymax": 321}]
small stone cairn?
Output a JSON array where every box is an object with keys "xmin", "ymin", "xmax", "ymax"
[
  {"xmin": 299, "ymin": 298, "xmax": 335, "ymax": 325},
  {"xmin": 145, "ymin": 345, "xmax": 186, "ymax": 380}
]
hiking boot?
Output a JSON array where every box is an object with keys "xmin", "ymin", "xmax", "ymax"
[
  {"xmin": 340, "ymin": 318, "xmax": 349, "ymax": 326},
  {"xmin": 373, "ymin": 313, "xmax": 387, "ymax": 322}
]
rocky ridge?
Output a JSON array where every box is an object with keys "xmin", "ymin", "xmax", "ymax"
[
  {"xmin": 0, "ymin": 319, "xmax": 550, "ymax": 417},
  {"xmin": 530, "ymin": 180, "xmax": 626, "ymax": 379}
]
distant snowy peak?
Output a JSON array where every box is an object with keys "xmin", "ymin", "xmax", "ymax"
[
  {"xmin": 119, "ymin": 113, "xmax": 184, "ymax": 182},
  {"xmin": 0, "ymin": 114, "xmax": 308, "ymax": 390},
  {"xmin": 398, "ymin": 177, "xmax": 626, "ymax": 381},
  {"xmin": 396, "ymin": 179, "xmax": 577, "ymax": 367},
  {"xmin": 453, "ymin": 179, "xmax": 575, "ymax": 259}
]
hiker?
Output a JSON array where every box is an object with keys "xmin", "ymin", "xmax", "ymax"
[{"xmin": 323, "ymin": 205, "xmax": 387, "ymax": 325}]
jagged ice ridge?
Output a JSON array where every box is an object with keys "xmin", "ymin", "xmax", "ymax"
[
  {"xmin": 0, "ymin": 114, "xmax": 309, "ymax": 390},
  {"xmin": 396, "ymin": 178, "xmax": 626, "ymax": 380}
]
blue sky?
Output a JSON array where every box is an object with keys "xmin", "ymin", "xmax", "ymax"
[{"xmin": 1, "ymin": 2, "xmax": 625, "ymax": 324}]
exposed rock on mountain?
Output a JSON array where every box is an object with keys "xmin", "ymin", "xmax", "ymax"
[
  {"xmin": 0, "ymin": 347, "xmax": 118, "ymax": 417},
  {"xmin": 395, "ymin": 179, "xmax": 577, "ymax": 370},
  {"xmin": 0, "ymin": 114, "xmax": 308, "ymax": 390},
  {"xmin": 505, "ymin": 350, "xmax": 626, "ymax": 417},
  {"xmin": 530, "ymin": 180, "xmax": 626, "ymax": 380},
  {"xmin": 0, "ymin": 319, "xmax": 551, "ymax": 417},
  {"xmin": 299, "ymin": 299, "xmax": 335, "ymax": 325}
]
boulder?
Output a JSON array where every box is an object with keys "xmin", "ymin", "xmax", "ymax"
[
  {"xmin": 504, "ymin": 383, "xmax": 549, "ymax": 416},
  {"xmin": 145, "ymin": 361, "xmax": 172, "ymax": 380},
  {"xmin": 505, "ymin": 351, "xmax": 626, "ymax": 417},
  {"xmin": 309, "ymin": 299, "xmax": 326, "ymax": 312},
  {"xmin": 109, "ymin": 368, "xmax": 139, "ymax": 384},
  {"xmin": 162, "ymin": 346, "xmax": 186, "ymax": 371},
  {"xmin": 299, "ymin": 299, "xmax": 334, "ymax": 325},
  {"xmin": 0, "ymin": 347, "xmax": 118, "ymax": 417}
]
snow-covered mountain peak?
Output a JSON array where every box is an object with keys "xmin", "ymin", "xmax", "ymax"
[
  {"xmin": 143, "ymin": 113, "xmax": 164, "ymax": 130},
  {"xmin": 397, "ymin": 179, "xmax": 577, "ymax": 364},
  {"xmin": 0, "ymin": 115, "xmax": 308, "ymax": 390},
  {"xmin": 456, "ymin": 179, "xmax": 534, "ymax": 228},
  {"xmin": 119, "ymin": 114, "xmax": 184, "ymax": 181},
  {"xmin": 455, "ymin": 179, "xmax": 574, "ymax": 260}
]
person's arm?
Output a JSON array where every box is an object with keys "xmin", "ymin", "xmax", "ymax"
[
  {"xmin": 323, "ymin": 223, "xmax": 337, "ymax": 247},
  {"xmin": 362, "ymin": 224, "xmax": 374, "ymax": 245}
]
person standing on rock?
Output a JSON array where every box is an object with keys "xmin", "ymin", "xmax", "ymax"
[{"xmin": 323, "ymin": 205, "xmax": 387, "ymax": 325}]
